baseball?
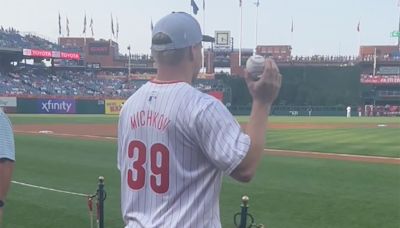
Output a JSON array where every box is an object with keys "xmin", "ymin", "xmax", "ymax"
[{"xmin": 246, "ymin": 55, "xmax": 265, "ymax": 80}]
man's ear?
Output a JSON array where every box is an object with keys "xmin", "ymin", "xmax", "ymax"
[{"xmin": 188, "ymin": 47, "xmax": 194, "ymax": 61}]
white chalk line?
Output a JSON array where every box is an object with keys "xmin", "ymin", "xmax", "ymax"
[
  {"xmin": 14, "ymin": 130, "xmax": 117, "ymax": 140},
  {"xmin": 14, "ymin": 130, "xmax": 399, "ymax": 161},
  {"xmin": 12, "ymin": 181, "xmax": 89, "ymax": 197},
  {"xmin": 264, "ymin": 149, "xmax": 400, "ymax": 161}
]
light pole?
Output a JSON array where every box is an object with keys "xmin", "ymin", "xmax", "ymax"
[
  {"xmin": 239, "ymin": 1, "xmax": 243, "ymax": 66},
  {"xmin": 127, "ymin": 45, "xmax": 131, "ymax": 77},
  {"xmin": 254, "ymin": 0, "xmax": 260, "ymax": 55},
  {"xmin": 397, "ymin": 1, "xmax": 400, "ymax": 51}
]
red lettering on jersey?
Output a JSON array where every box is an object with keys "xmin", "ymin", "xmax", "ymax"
[
  {"xmin": 130, "ymin": 111, "xmax": 170, "ymax": 132},
  {"xmin": 157, "ymin": 115, "xmax": 164, "ymax": 130},
  {"xmin": 131, "ymin": 116, "xmax": 137, "ymax": 129},
  {"xmin": 147, "ymin": 111, "xmax": 152, "ymax": 127},
  {"xmin": 140, "ymin": 111, "xmax": 145, "ymax": 126},
  {"xmin": 151, "ymin": 112, "xmax": 159, "ymax": 128},
  {"xmin": 162, "ymin": 119, "xmax": 171, "ymax": 131}
]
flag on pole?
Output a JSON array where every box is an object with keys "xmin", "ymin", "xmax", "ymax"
[
  {"xmin": 83, "ymin": 14, "xmax": 87, "ymax": 34},
  {"xmin": 203, "ymin": 0, "xmax": 205, "ymax": 10},
  {"xmin": 239, "ymin": 0, "xmax": 242, "ymax": 7},
  {"xmin": 90, "ymin": 18, "xmax": 94, "ymax": 36},
  {"xmin": 111, "ymin": 14, "xmax": 115, "ymax": 38},
  {"xmin": 116, "ymin": 18, "xmax": 119, "ymax": 40},
  {"xmin": 291, "ymin": 18, "xmax": 294, "ymax": 33},
  {"xmin": 66, "ymin": 17, "xmax": 70, "ymax": 37},
  {"xmin": 191, "ymin": 0, "xmax": 199, "ymax": 15},
  {"xmin": 357, "ymin": 21, "xmax": 360, "ymax": 32},
  {"xmin": 151, "ymin": 19, "xmax": 154, "ymax": 31},
  {"xmin": 58, "ymin": 13, "xmax": 62, "ymax": 35}
]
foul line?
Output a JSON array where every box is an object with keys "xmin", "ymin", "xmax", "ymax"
[
  {"xmin": 14, "ymin": 130, "xmax": 399, "ymax": 162},
  {"xmin": 12, "ymin": 181, "xmax": 89, "ymax": 197},
  {"xmin": 14, "ymin": 130, "xmax": 117, "ymax": 140},
  {"xmin": 264, "ymin": 148, "xmax": 400, "ymax": 162}
]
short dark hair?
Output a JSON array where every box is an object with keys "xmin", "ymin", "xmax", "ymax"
[{"xmin": 151, "ymin": 33, "xmax": 187, "ymax": 66}]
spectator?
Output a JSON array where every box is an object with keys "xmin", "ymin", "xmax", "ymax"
[{"xmin": 0, "ymin": 107, "xmax": 15, "ymax": 225}]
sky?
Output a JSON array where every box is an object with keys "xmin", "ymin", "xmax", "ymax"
[{"xmin": 0, "ymin": 0, "xmax": 399, "ymax": 56}]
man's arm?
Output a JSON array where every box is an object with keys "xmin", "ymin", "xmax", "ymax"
[
  {"xmin": 230, "ymin": 102, "xmax": 270, "ymax": 182},
  {"xmin": 0, "ymin": 159, "xmax": 14, "ymax": 223},
  {"xmin": 0, "ymin": 111, "xmax": 16, "ymax": 224},
  {"xmin": 231, "ymin": 58, "xmax": 281, "ymax": 182}
]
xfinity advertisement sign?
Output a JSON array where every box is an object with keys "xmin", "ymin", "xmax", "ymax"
[{"xmin": 38, "ymin": 99, "xmax": 76, "ymax": 114}]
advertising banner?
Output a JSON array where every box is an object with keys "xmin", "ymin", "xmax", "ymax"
[
  {"xmin": 0, "ymin": 97, "xmax": 17, "ymax": 107},
  {"xmin": 360, "ymin": 75, "xmax": 400, "ymax": 84},
  {"xmin": 60, "ymin": 52, "xmax": 80, "ymax": 60},
  {"xmin": 23, "ymin": 49, "xmax": 80, "ymax": 60},
  {"xmin": 105, "ymin": 99, "xmax": 125, "ymax": 115},
  {"xmin": 30, "ymin": 49, "xmax": 52, "ymax": 58},
  {"xmin": 37, "ymin": 99, "xmax": 76, "ymax": 114},
  {"xmin": 88, "ymin": 42, "xmax": 110, "ymax": 55},
  {"xmin": 377, "ymin": 66, "xmax": 400, "ymax": 75}
]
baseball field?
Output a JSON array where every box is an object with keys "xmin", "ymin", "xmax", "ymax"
[{"xmin": 3, "ymin": 115, "xmax": 400, "ymax": 228}]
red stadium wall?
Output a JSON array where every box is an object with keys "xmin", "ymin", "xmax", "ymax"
[
  {"xmin": 359, "ymin": 45, "xmax": 397, "ymax": 58},
  {"xmin": 207, "ymin": 91, "xmax": 224, "ymax": 101}
]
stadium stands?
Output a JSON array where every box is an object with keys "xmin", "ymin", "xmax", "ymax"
[
  {"xmin": 0, "ymin": 67, "xmax": 226, "ymax": 98},
  {"xmin": 0, "ymin": 27, "xmax": 60, "ymax": 50},
  {"xmin": 0, "ymin": 27, "xmax": 83, "ymax": 53}
]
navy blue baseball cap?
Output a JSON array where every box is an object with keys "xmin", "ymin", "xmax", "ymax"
[{"xmin": 151, "ymin": 12, "xmax": 214, "ymax": 51}]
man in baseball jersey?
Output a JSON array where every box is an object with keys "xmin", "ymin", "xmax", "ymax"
[
  {"xmin": 117, "ymin": 12, "xmax": 281, "ymax": 227},
  {"xmin": 346, "ymin": 106, "xmax": 351, "ymax": 118},
  {"xmin": 0, "ymin": 107, "xmax": 16, "ymax": 224}
]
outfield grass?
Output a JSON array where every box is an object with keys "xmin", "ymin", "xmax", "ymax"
[
  {"xmin": 237, "ymin": 116, "xmax": 400, "ymax": 124},
  {"xmin": 9, "ymin": 115, "xmax": 400, "ymax": 158},
  {"xmin": 266, "ymin": 128, "xmax": 400, "ymax": 157},
  {"xmin": 5, "ymin": 135, "xmax": 400, "ymax": 228},
  {"xmin": 9, "ymin": 114, "xmax": 400, "ymax": 125},
  {"xmin": 9, "ymin": 114, "xmax": 118, "ymax": 125},
  {"xmin": 4, "ymin": 115, "xmax": 400, "ymax": 227}
]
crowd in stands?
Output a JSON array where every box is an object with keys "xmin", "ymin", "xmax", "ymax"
[
  {"xmin": 195, "ymin": 79, "xmax": 225, "ymax": 92},
  {"xmin": 0, "ymin": 67, "xmax": 226, "ymax": 98},
  {"xmin": 364, "ymin": 105, "xmax": 400, "ymax": 117},
  {"xmin": 0, "ymin": 71, "xmax": 41, "ymax": 95},
  {"xmin": 0, "ymin": 27, "xmax": 60, "ymax": 50},
  {"xmin": 271, "ymin": 54, "xmax": 400, "ymax": 63},
  {"xmin": 360, "ymin": 54, "xmax": 400, "ymax": 62},
  {"xmin": 0, "ymin": 27, "xmax": 81, "ymax": 53},
  {"xmin": 288, "ymin": 55, "xmax": 358, "ymax": 62}
]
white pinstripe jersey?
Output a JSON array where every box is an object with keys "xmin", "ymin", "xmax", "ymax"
[
  {"xmin": 118, "ymin": 81, "xmax": 250, "ymax": 228},
  {"xmin": 0, "ymin": 109, "xmax": 15, "ymax": 161}
]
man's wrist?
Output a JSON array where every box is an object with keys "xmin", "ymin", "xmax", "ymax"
[{"xmin": 252, "ymin": 100, "xmax": 271, "ymax": 111}]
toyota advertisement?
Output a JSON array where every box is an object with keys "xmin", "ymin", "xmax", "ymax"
[{"xmin": 23, "ymin": 49, "xmax": 80, "ymax": 60}]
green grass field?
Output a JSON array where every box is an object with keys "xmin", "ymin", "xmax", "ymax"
[{"xmin": 4, "ymin": 115, "xmax": 400, "ymax": 228}]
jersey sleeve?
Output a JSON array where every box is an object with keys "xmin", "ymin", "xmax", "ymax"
[
  {"xmin": 117, "ymin": 108, "xmax": 125, "ymax": 171},
  {"xmin": 0, "ymin": 113, "xmax": 15, "ymax": 161},
  {"xmin": 193, "ymin": 98, "xmax": 250, "ymax": 175}
]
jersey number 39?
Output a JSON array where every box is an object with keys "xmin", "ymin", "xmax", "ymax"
[{"xmin": 127, "ymin": 140, "xmax": 169, "ymax": 194}]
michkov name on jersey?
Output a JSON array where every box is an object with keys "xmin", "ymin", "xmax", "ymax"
[{"xmin": 130, "ymin": 110, "xmax": 171, "ymax": 131}]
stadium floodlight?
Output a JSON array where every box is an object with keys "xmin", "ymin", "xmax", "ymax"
[{"xmin": 127, "ymin": 45, "xmax": 131, "ymax": 77}]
